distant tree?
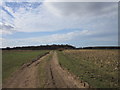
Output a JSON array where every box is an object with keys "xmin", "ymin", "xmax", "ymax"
[{"xmin": 6, "ymin": 47, "xmax": 11, "ymax": 50}]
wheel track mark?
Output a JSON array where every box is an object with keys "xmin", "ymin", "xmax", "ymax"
[
  {"xmin": 3, "ymin": 52, "xmax": 50, "ymax": 88},
  {"xmin": 49, "ymin": 64, "xmax": 57, "ymax": 88},
  {"xmin": 50, "ymin": 51, "xmax": 88, "ymax": 88}
]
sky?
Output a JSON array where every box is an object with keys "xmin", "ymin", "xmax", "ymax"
[{"xmin": 0, "ymin": 0, "xmax": 118, "ymax": 48}]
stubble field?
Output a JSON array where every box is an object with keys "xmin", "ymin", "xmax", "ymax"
[{"xmin": 57, "ymin": 49, "xmax": 119, "ymax": 88}]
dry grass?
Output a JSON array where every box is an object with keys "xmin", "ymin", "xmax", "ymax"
[
  {"xmin": 65, "ymin": 50, "xmax": 118, "ymax": 71},
  {"xmin": 58, "ymin": 49, "xmax": 119, "ymax": 88}
]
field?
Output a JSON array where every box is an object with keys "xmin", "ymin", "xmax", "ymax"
[
  {"xmin": 2, "ymin": 49, "xmax": 119, "ymax": 88},
  {"xmin": 57, "ymin": 49, "xmax": 119, "ymax": 88},
  {"xmin": 2, "ymin": 50, "xmax": 49, "ymax": 83}
]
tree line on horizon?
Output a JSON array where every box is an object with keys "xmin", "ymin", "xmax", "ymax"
[{"xmin": 1, "ymin": 44, "xmax": 120, "ymax": 50}]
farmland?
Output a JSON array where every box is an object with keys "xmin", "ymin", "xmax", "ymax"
[
  {"xmin": 2, "ymin": 50, "xmax": 49, "ymax": 83},
  {"xmin": 57, "ymin": 49, "xmax": 119, "ymax": 88},
  {"xmin": 3, "ymin": 51, "xmax": 87, "ymax": 88},
  {"xmin": 2, "ymin": 49, "xmax": 119, "ymax": 88}
]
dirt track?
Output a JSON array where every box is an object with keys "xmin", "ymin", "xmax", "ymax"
[
  {"xmin": 3, "ymin": 51, "xmax": 87, "ymax": 88},
  {"xmin": 3, "ymin": 52, "xmax": 50, "ymax": 88},
  {"xmin": 44, "ymin": 51, "xmax": 85, "ymax": 88}
]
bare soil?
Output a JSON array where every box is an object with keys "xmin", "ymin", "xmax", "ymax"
[
  {"xmin": 3, "ymin": 53, "xmax": 49, "ymax": 88},
  {"xmin": 3, "ymin": 51, "xmax": 86, "ymax": 88},
  {"xmin": 44, "ymin": 51, "xmax": 86, "ymax": 88}
]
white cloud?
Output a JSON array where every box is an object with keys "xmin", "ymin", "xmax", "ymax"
[
  {"xmin": 2, "ymin": 0, "xmax": 120, "ymax": 2},
  {"xmin": 2, "ymin": 30, "xmax": 88, "ymax": 47},
  {"xmin": 5, "ymin": 2, "xmax": 116, "ymax": 33},
  {"xmin": 2, "ymin": 29, "xmax": 117, "ymax": 48},
  {"xmin": 0, "ymin": 2, "xmax": 118, "ymax": 39},
  {"xmin": 44, "ymin": 2, "xmax": 117, "ymax": 17},
  {"xmin": 0, "ymin": 22, "xmax": 15, "ymax": 35},
  {"xmin": 0, "ymin": 29, "xmax": 13, "ymax": 35},
  {"xmin": 1, "ymin": 2, "xmax": 118, "ymax": 47},
  {"xmin": 0, "ymin": 37, "xmax": 3, "ymax": 48}
]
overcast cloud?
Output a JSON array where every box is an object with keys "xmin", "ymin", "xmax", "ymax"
[{"xmin": 0, "ymin": 1, "xmax": 118, "ymax": 48}]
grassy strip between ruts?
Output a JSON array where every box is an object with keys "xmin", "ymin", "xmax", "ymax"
[
  {"xmin": 37, "ymin": 52, "xmax": 52, "ymax": 88},
  {"xmin": 57, "ymin": 50, "xmax": 118, "ymax": 88},
  {"xmin": 2, "ymin": 50, "xmax": 49, "ymax": 83}
]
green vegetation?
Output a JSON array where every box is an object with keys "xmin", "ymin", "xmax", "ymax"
[
  {"xmin": 57, "ymin": 50, "xmax": 118, "ymax": 88},
  {"xmin": 38, "ymin": 53, "xmax": 52, "ymax": 88},
  {"xmin": 2, "ymin": 50, "xmax": 49, "ymax": 82}
]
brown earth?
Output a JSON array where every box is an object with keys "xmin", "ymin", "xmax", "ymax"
[
  {"xmin": 3, "ymin": 51, "xmax": 87, "ymax": 88},
  {"xmin": 3, "ymin": 52, "xmax": 50, "ymax": 88},
  {"xmin": 44, "ymin": 51, "xmax": 86, "ymax": 88}
]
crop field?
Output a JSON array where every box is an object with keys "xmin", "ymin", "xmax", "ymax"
[
  {"xmin": 2, "ymin": 50, "xmax": 49, "ymax": 83},
  {"xmin": 2, "ymin": 49, "xmax": 119, "ymax": 88},
  {"xmin": 57, "ymin": 49, "xmax": 119, "ymax": 88}
]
